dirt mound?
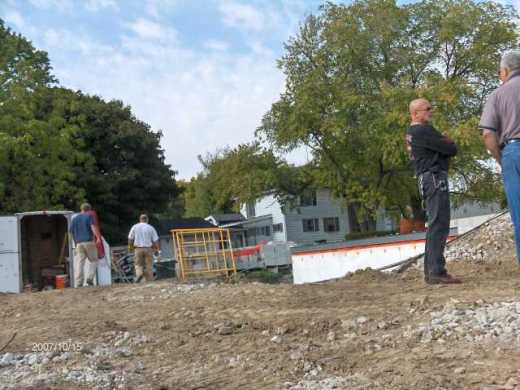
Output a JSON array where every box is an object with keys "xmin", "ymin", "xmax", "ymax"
[
  {"xmin": 343, "ymin": 267, "xmax": 398, "ymax": 283},
  {"xmin": 3, "ymin": 215, "xmax": 520, "ymax": 389},
  {"xmin": 3, "ymin": 267, "xmax": 520, "ymax": 389}
]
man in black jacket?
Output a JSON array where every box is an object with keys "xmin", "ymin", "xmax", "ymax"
[{"xmin": 406, "ymin": 98, "xmax": 461, "ymax": 284}]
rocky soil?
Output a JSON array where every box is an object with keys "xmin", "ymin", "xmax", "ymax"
[{"xmin": 2, "ymin": 212, "xmax": 520, "ymax": 389}]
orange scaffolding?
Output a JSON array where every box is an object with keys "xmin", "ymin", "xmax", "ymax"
[{"xmin": 172, "ymin": 228, "xmax": 237, "ymax": 281}]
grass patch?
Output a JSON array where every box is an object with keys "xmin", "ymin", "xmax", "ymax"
[{"xmin": 243, "ymin": 269, "xmax": 285, "ymax": 284}]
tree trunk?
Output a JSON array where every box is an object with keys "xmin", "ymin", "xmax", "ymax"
[
  {"xmin": 347, "ymin": 203, "xmax": 377, "ymax": 233},
  {"xmin": 410, "ymin": 195, "xmax": 426, "ymax": 222}
]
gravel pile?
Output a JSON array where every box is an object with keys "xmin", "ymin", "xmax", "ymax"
[
  {"xmin": 444, "ymin": 212, "xmax": 515, "ymax": 263},
  {"xmin": 279, "ymin": 374, "xmax": 371, "ymax": 390},
  {"xmin": 406, "ymin": 299, "xmax": 520, "ymax": 344},
  {"xmin": 0, "ymin": 331, "xmax": 150, "ymax": 390},
  {"xmin": 409, "ymin": 212, "xmax": 515, "ymax": 272}
]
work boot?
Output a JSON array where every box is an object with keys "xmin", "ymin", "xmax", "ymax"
[
  {"xmin": 134, "ymin": 275, "xmax": 143, "ymax": 283},
  {"xmin": 86, "ymin": 279, "xmax": 94, "ymax": 287},
  {"xmin": 426, "ymin": 274, "xmax": 462, "ymax": 285}
]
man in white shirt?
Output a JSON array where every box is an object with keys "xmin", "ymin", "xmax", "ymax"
[{"xmin": 128, "ymin": 214, "xmax": 160, "ymax": 282}]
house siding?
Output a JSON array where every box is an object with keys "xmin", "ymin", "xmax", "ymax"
[
  {"xmin": 376, "ymin": 208, "xmax": 397, "ymax": 232},
  {"xmin": 284, "ymin": 189, "xmax": 350, "ymax": 244},
  {"xmin": 252, "ymin": 194, "xmax": 287, "ymax": 242},
  {"xmin": 242, "ymin": 216, "xmax": 274, "ymax": 246}
]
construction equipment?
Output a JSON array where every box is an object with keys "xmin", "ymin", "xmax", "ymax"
[{"xmin": 172, "ymin": 228, "xmax": 237, "ymax": 281}]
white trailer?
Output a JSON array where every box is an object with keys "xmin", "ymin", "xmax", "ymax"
[{"xmin": 0, "ymin": 211, "xmax": 111, "ymax": 293}]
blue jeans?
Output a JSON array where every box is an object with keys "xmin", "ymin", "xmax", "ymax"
[{"xmin": 502, "ymin": 142, "xmax": 520, "ymax": 262}]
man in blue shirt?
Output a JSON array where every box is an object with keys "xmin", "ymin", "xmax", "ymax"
[{"xmin": 70, "ymin": 203, "xmax": 101, "ymax": 287}]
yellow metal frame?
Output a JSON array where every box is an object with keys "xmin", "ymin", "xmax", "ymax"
[{"xmin": 172, "ymin": 228, "xmax": 237, "ymax": 281}]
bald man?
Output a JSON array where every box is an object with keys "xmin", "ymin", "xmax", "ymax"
[{"xmin": 406, "ymin": 98, "xmax": 461, "ymax": 284}]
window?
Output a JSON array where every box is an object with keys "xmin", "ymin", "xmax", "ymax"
[
  {"xmin": 256, "ymin": 226, "xmax": 271, "ymax": 236},
  {"xmin": 300, "ymin": 190, "xmax": 317, "ymax": 207},
  {"xmin": 273, "ymin": 223, "xmax": 284, "ymax": 233},
  {"xmin": 246, "ymin": 202, "xmax": 256, "ymax": 217},
  {"xmin": 323, "ymin": 217, "xmax": 340, "ymax": 232},
  {"xmin": 302, "ymin": 218, "xmax": 320, "ymax": 232}
]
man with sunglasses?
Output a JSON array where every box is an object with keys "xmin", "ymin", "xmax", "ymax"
[
  {"xmin": 480, "ymin": 50, "xmax": 520, "ymax": 264},
  {"xmin": 406, "ymin": 98, "xmax": 461, "ymax": 284}
]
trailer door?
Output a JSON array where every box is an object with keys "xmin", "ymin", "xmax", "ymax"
[{"xmin": 0, "ymin": 216, "xmax": 21, "ymax": 293}]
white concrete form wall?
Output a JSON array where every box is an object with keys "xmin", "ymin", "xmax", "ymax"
[{"xmin": 292, "ymin": 240, "xmax": 426, "ymax": 285}]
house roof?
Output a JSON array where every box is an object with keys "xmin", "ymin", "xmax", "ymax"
[
  {"xmin": 221, "ymin": 214, "xmax": 272, "ymax": 228},
  {"xmin": 207, "ymin": 213, "xmax": 245, "ymax": 224},
  {"xmin": 155, "ymin": 218, "xmax": 215, "ymax": 235}
]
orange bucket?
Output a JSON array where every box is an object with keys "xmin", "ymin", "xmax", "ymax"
[{"xmin": 55, "ymin": 274, "xmax": 68, "ymax": 289}]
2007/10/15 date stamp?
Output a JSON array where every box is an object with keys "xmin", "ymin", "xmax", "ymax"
[{"xmin": 31, "ymin": 342, "xmax": 82, "ymax": 353}]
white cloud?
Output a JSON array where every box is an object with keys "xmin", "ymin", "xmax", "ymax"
[
  {"xmin": 84, "ymin": 0, "xmax": 118, "ymax": 12},
  {"xmin": 204, "ymin": 39, "xmax": 229, "ymax": 51},
  {"xmin": 145, "ymin": 0, "xmax": 178, "ymax": 19},
  {"xmin": 3, "ymin": 1, "xmax": 315, "ymax": 178},
  {"xmin": 217, "ymin": 0, "xmax": 310, "ymax": 41},
  {"xmin": 3, "ymin": 10, "xmax": 25, "ymax": 30},
  {"xmin": 126, "ymin": 18, "xmax": 177, "ymax": 42},
  {"xmin": 16, "ymin": 21, "xmax": 282, "ymax": 179},
  {"xmin": 28, "ymin": 0, "xmax": 73, "ymax": 12},
  {"xmin": 218, "ymin": 1, "xmax": 266, "ymax": 32}
]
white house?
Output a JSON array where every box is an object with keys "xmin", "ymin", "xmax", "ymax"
[
  {"xmin": 208, "ymin": 190, "xmax": 502, "ymax": 248},
  {"xmin": 213, "ymin": 189, "xmax": 394, "ymax": 246}
]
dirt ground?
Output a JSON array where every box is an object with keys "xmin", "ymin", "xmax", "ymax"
[{"xmin": 2, "ymin": 254, "xmax": 520, "ymax": 389}]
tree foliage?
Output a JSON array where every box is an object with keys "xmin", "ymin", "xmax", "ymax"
[
  {"xmin": 184, "ymin": 143, "xmax": 293, "ymax": 217},
  {"xmin": 257, "ymin": 0, "xmax": 518, "ymax": 221}
]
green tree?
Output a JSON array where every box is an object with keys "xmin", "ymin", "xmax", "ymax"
[
  {"xmin": 0, "ymin": 19, "xmax": 56, "ymax": 102},
  {"xmin": 257, "ymin": 0, "xmax": 517, "ymax": 227},
  {"xmin": 184, "ymin": 143, "xmax": 291, "ymax": 217},
  {"xmin": 45, "ymin": 88, "xmax": 179, "ymax": 243},
  {"xmin": 0, "ymin": 20, "xmax": 180, "ymax": 243},
  {"xmin": 0, "ymin": 21, "xmax": 82, "ymax": 211}
]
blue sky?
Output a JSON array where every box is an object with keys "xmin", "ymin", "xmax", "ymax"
[
  {"xmin": 1, "ymin": 0, "xmax": 518, "ymax": 179},
  {"xmin": 1, "ymin": 0, "xmax": 329, "ymax": 179}
]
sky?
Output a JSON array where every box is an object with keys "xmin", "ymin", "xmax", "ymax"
[
  {"xmin": 1, "ymin": 0, "xmax": 519, "ymax": 179},
  {"xmin": 0, "ymin": 0, "xmax": 328, "ymax": 179}
]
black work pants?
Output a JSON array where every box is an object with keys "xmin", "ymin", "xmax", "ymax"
[{"xmin": 419, "ymin": 170, "xmax": 450, "ymax": 279}]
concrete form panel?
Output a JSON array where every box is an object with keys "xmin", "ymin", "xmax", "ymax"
[{"xmin": 292, "ymin": 240, "xmax": 425, "ymax": 284}]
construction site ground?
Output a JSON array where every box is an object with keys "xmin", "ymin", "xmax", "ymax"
[
  {"xmin": 2, "ymin": 256, "xmax": 520, "ymax": 389},
  {"xmin": 0, "ymin": 213, "xmax": 519, "ymax": 389}
]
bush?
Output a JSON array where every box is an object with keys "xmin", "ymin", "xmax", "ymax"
[{"xmin": 243, "ymin": 269, "xmax": 284, "ymax": 284}]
